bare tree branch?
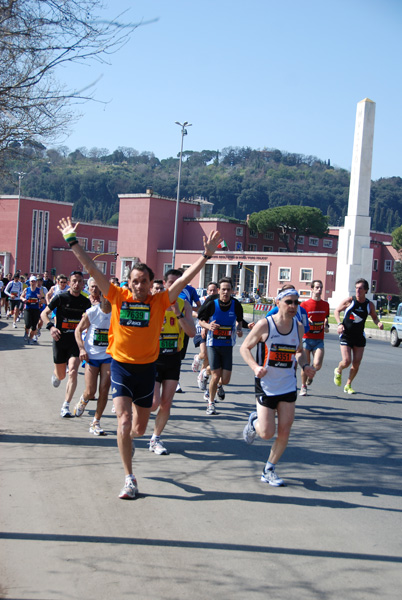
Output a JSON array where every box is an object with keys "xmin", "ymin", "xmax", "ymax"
[{"xmin": 0, "ymin": 0, "xmax": 156, "ymax": 170}]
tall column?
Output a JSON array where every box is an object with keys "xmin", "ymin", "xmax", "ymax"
[
  {"xmin": 239, "ymin": 267, "xmax": 246, "ymax": 295},
  {"xmin": 329, "ymin": 99, "xmax": 376, "ymax": 308},
  {"xmin": 253, "ymin": 265, "xmax": 259, "ymax": 293}
]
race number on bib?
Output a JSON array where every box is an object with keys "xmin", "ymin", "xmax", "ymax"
[
  {"xmin": 159, "ymin": 332, "xmax": 179, "ymax": 353},
  {"xmin": 93, "ymin": 328, "xmax": 109, "ymax": 346},
  {"xmin": 119, "ymin": 302, "xmax": 150, "ymax": 327},
  {"xmin": 267, "ymin": 344, "xmax": 296, "ymax": 368},
  {"xmin": 213, "ymin": 325, "xmax": 232, "ymax": 341}
]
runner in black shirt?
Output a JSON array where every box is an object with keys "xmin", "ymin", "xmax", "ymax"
[{"xmin": 41, "ymin": 271, "xmax": 91, "ymax": 417}]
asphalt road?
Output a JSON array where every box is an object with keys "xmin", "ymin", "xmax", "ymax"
[{"xmin": 0, "ymin": 320, "xmax": 401, "ymax": 600}]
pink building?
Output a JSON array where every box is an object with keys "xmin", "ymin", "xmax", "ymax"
[
  {"xmin": 1, "ymin": 191, "xmax": 399, "ymax": 301},
  {"xmin": 116, "ymin": 190, "xmax": 400, "ymax": 301},
  {"xmin": 0, "ymin": 195, "xmax": 118, "ymax": 279}
]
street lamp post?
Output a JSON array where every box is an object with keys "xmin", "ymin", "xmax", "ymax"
[
  {"xmin": 14, "ymin": 171, "xmax": 26, "ymax": 272},
  {"xmin": 172, "ymin": 121, "xmax": 191, "ymax": 268}
]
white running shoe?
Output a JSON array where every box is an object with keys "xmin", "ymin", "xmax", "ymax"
[
  {"xmin": 206, "ymin": 403, "xmax": 216, "ymax": 415},
  {"xmin": 149, "ymin": 439, "xmax": 168, "ymax": 455},
  {"xmin": 89, "ymin": 421, "xmax": 105, "ymax": 436},
  {"xmin": 299, "ymin": 385, "xmax": 307, "ymax": 396},
  {"xmin": 192, "ymin": 354, "xmax": 200, "ymax": 372},
  {"xmin": 261, "ymin": 467, "xmax": 284, "ymax": 487},
  {"xmin": 60, "ymin": 403, "xmax": 73, "ymax": 418},
  {"xmin": 119, "ymin": 477, "xmax": 138, "ymax": 500},
  {"xmin": 243, "ymin": 412, "xmax": 257, "ymax": 444},
  {"xmin": 13, "ymin": 323, "xmax": 17, "ymax": 329},
  {"xmin": 74, "ymin": 395, "xmax": 89, "ymax": 417},
  {"xmin": 198, "ymin": 368, "xmax": 209, "ymax": 391},
  {"xmin": 51, "ymin": 374, "xmax": 61, "ymax": 388}
]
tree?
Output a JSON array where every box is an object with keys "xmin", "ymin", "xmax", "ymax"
[
  {"xmin": 393, "ymin": 262, "xmax": 402, "ymax": 295},
  {"xmin": 0, "ymin": 0, "xmax": 149, "ymax": 171},
  {"xmin": 391, "ymin": 224, "xmax": 402, "ymax": 252},
  {"xmin": 248, "ymin": 205, "xmax": 329, "ymax": 252}
]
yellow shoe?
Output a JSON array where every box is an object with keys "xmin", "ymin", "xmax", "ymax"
[
  {"xmin": 344, "ymin": 384, "xmax": 356, "ymax": 394},
  {"xmin": 334, "ymin": 368, "xmax": 342, "ymax": 387}
]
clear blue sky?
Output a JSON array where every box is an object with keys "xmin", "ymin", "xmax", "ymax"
[{"xmin": 58, "ymin": 0, "xmax": 402, "ymax": 181}]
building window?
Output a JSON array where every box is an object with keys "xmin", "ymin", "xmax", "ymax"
[
  {"xmin": 300, "ymin": 268, "xmax": 313, "ymax": 282},
  {"xmin": 77, "ymin": 237, "xmax": 88, "ymax": 250},
  {"xmin": 247, "ymin": 244, "xmax": 257, "ymax": 251},
  {"xmin": 249, "ymin": 230, "xmax": 257, "ymax": 238},
  {"xmin": 92, "ymin": 239, "xmax": 104, "ymax": 253},
  {"xmin": 204, "ymin": 263, "xmax": 214, "ymax": 285},
  {"xmin": 30, "ymin": 209, "xmax": 49, "ymax": 273},
  {"xmin": 217, "ymin": 264, "xmax": 226, "ymax": 281},
  {"xmin": 309, "ymin": 237, "xmax": 319, "ymax": 247},
  {"xmin": 384, "ymin": 260, "xmax": 392, "ymax": 272},
  {"xmin": 259, "ymin": 265, "xmax": 268, "ymax": 293},
  {"xmin": 373, "ymin": 259, "xmax": 378, "ymax": 271},
  {"xmin": 94, "ymin": 261, "xmax": 106, "ymax": 274},
  {"xmin": 323, "ymin": 239, "xmax": 333, "ymax": 248},
  {"xmin": 297, "ymin": 235, "xmax": 304, "ymax": 245},
  {"xmin": 110, "ymin": 262, "xmax": 116, "ymax": 276},
  {"xmin": 108, "ymin": 240, "xmax": 117, "ymax": 253},
  {"xmin": 263, "ymin": 245, "xmax": 273, "ymax": 252},
  {"xmin": 235, "ymin": 241, "xmax": 243, "ymax": 251},
  {"xmin": 263, "ymin": 231, "xmax": 274, "ymax": 240},
  {"xmin": 279, "ymin": 247, "xmax": 287, "ymax": 252},
  {"xmin": 181, "ymin": 264, "xmax": 191, "ymax": 271},
  {"xmin": 163, "ymin": 263, "xmax": 173, "ymax": 275},
  {"xmin": 299, "ymin": 289, "xmax": 311, "ymax": 299},
  {"xmin": 236, "ymin": 227, "xmax": 243, "ymax": 236},
  {"xmin": 279, "ymin": 268, "xmax": 291, "ymax": 282}
]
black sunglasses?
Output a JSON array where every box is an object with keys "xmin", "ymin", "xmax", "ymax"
[{"xmin": 284, "ymin": 299, "xmax": 299, "ymax": 306}]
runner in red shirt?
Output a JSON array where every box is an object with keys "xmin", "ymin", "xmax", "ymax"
[{"xmin": 299, "ymin": 280, "xmax": 330, "ymax": 396}]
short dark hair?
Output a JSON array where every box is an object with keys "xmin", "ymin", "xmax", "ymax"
[
  {"xmin": 164, "ymin": 268, "xmax": 182, "ymax": 280},
  {"xmin": 207, "ymin": 281, "xmax": 218, "ymax": 289},
  {"xmin": 129, "ymin": 262, "xmax": 154, "ymax": 282},
  {"xmin": 218, "ymin": 277, "xmax": 233, "ymax": 288},
  {"xmin": 355, "ymin": 278, "xmax": 369, "ymax": 292},
  {"xmin": 153, "ymin": 279, "xmax": 164, "ymax": 286},
  {"xmin": 311, "ymin": 279, "xmax": 323, "ymax": 288}
]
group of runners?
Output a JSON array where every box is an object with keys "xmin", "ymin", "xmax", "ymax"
[{"xmin": 3, "ymin": 215, "xmax": 384, "ymax": 499}]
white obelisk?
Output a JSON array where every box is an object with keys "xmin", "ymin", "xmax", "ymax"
[{"xmin": 329, "ymin": 98, "xmax": 376, "ymax": 308}]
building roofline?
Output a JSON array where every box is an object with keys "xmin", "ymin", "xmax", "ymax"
[
  {"xmin": 157, "ymin": 249, "xmax": 336, "ymax": 258},
  {"xmin": 72, "ymin": 220, "xmax": 118, "ymax": 230},
  {"xmin": 118, "ymin": 193, "xmax": 213, "ymax": 206},
  {"xmin": 0, "ymin": 195, "xmax": 74, "ymax": 206}
]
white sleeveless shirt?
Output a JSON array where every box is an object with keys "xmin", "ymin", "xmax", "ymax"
[{"xmin": 256, "ymin": 315, "xmax": 300, "ymax": 396}]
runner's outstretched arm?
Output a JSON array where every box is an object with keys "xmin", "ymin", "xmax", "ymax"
[
  {"xmin": 57, "ymin": 217, "xmax": 110, "ymax": 296},
  {"xmin": 168, "ymin": 230, "xmax": 221, "ymax": 303}
]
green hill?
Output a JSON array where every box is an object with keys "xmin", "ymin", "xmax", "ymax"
[{"xmin": 2, "ymin": 143, "xmax": 402, "ymax": 231}]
